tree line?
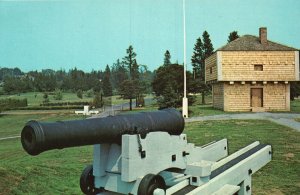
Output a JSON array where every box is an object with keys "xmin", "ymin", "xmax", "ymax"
[
  {"xmin": 0, "ymin": 46, "xmax": 154, "ymax": 110},
  {"xmin": 1, "ymin": 30, "xmax": 299, "ymax": 111}
]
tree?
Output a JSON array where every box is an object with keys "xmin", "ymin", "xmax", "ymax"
[
  {"xmin": 86, "ymin": 89, "xmax": 94, "ymax": 98},
  {"xmin": 92, "ymin": 92, "xmax": 103, "ymax": 108},
  {"xmin": 123, "ymin": 45, "xmax": 136, "ymax": 78},
  {"xmin": 152, "ymin": 64, "xmax": 194, "ymax": 109},
  {"xmin": 139, "ymin": 64, "xmax": 153, "ymax": 94},
  {"xmin": 156, "ymin": 83, "xmax": 178, "ymax": 109},
  {"xmin": 111, "ymin": 59, "xmax": 128, "ymax": 93},
  {"xmin": 119, "ymin": 79, "xmax": 136, "ymax": 110},
  {"xmin": 228, "ymin": 31, "xmax": 240, "ymax": 43},
  {"xmin": 191, "ymin": 37, "xmax": 204, "ymax": 80},
  {"xmin": 102, "ymin": 65, "xmax": 113, "ymax": 97},
  {"xmin": 291, "ymin": 82, "xmax": 300, "ymax": 100},
  {"xmin": 53, "ymin": 88, "xmax": 63, "ymax": 100},
  {"xmin": 77, "ymin": 89, "xmax": 83, "ymax": 99},
  {"xmin": 43, "ymin": 93, "xmax": 49, "ymax": 103},
  {"xmin": 202, "ymin": 31, "xmax": 214, "ymax": 59},
  {"xmin": 121, "ymin": 45, "xmax": 137, "ymax": 110},
  {"xmin": 201, "ymin": 31, "xmax": 214, "ymax": 104},
  {"xmin": 164, "ymin": 50, "xmax": 171, "ymax": 66}
]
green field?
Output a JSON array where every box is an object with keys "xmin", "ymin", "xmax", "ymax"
[
  {"xmin": 0, "ymin": 92, "xmax": 93, "ymax": 107},
  {"xmin": 185, "ymin": 120, "xmax": 300, "ymax": 195},
  {"xmin": 1, "ymin": 113, "xmax": 299, "ymax": 194},
  {"xmin": 0, "ymin": 92, "xmax": 154, "ymax": 108}
]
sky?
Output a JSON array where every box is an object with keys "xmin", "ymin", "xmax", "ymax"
[{"xmin": 0, "ymin": 0, "xmax": 299, "ymax": 72}]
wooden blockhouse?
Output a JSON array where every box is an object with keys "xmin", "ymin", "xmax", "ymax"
[{"xmin": 205, "ymin": 27, "xmax": 299, "ymax": 112}]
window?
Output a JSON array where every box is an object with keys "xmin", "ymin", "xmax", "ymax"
[
  {"xmin": 210, "ymin": 67, "xmax": 213, "ymax": 74},
  {"xmin": 254, "ymin": 64, "xmax": 263, "ymax": 71}
]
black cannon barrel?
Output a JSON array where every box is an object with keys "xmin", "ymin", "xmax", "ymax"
[{"xmin": 21, "ymin": 109, "xmax": 184, "ymax": 156}]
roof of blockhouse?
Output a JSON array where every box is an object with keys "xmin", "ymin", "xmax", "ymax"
[{"xmin": 217, "ymin": 35, "xmax": 298, "ymax": 51}]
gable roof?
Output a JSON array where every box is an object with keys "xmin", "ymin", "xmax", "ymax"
[{"xmin": 217, "ymin": 35, "xmax": 298, "ymax": 51}]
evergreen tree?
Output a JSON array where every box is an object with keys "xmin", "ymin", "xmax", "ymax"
[
  {"xmin": 111, "ymin": 59, "xmax": 128, "ymax": 93},
  {"xmin": 164, "ymin": 50, "xmax": 171, "ymax": 66},
  {"xmin": 202, "ymin": 31, "xmax": 214, "ymax": 59},
  {"xmin": 191, "ymin": 37, "xmax": 204, "ymax": 80},
  {"xmin": 200, "ymin": 31, "xmax": 214, "ymax": 104},
  {"xmin": 152, "ymin": 64, "xmax": 194, "ymax": 109},
  {"xmin": 157, "ymin": 83, "xmax": 178, "ymax": 109},
  {"xmin": 121, "ymin": 45, "xmax": 137, "ymax": 110},
  {"xmin": 123, "ymin": 45, "xmax": 136, "ymax": 78},
  {"xmin": 119, "ymin": 79, "xmax": 136, "ymax": 110},
  {"xmin": 102, "ymin": 65, "xmax": 113, "ymax": 97},
  {"xmin": 131, "ymin": 59, "xmax": 140, "ymax": 80},
  {"xmin": 228, "ymin": 31, "xmax": 240, "ymax": 43}
]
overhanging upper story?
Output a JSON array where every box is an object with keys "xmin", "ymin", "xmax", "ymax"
[{"xmin": 205, "ymin": 28, "xmax": 300, "ymax": 83}]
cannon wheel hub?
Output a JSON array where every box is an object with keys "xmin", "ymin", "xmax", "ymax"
[{"xmin": 138, "ymin": 174, "xmax": 166, "ymax": 195}]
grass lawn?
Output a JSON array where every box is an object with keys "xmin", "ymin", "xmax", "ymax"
[
  {"xmin": 0, "ymin": 92, "xmax": 93, "ymax": 107},
  {"xmin": 185, "ymin": 120, "xmax": 300, "ymax": 195},
  {"xmin": 0, "ymin": 92, "xmax": 154, "ymax": 108},
  {"xmin": 0, "ymin": 113, "xmax": 89, "ymax": 195},
  {"xmin": 1, "ymin": 113, "xmax": 299, "ymax": 194}
]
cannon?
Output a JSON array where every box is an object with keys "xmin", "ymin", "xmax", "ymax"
[
  {"xmin": 21, "ymin": 108, "xmax": 184, "ymax": 155},
  {"xmin": 21, "ymin": 109, "xmax": 272, "ymax": 195}
]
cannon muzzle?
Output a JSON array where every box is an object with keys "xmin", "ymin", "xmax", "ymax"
[{"xmin": 21, "ymin": 109, "xmax": 184, "ymax": 155}]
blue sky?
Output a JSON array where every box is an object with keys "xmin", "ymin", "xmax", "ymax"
[{"xmin": 0, "ymin": 0, "xmax": 299, "ymax": 72}]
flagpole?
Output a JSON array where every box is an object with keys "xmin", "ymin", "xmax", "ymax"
[{"xmin": 182, "ymin": 0, "xmax": 188, "ymax": 118}]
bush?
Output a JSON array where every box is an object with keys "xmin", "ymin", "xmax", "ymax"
[
  {"xmin": 53, "ymin": 89, "xmax": 63, "ymax": 100},
  {"xmin": 43, "ymin": 93, "xmax": 50, "ymax": 103},
  {"xmin": 77, "ymin": 89, "xmax": 83, "ymax": 99},
  {"xmin": 85, "ymin": 89, "xmax": 94, "ymax": 98},
  {"xmin": 18, "ymin": 106, "xmax": 83, "ymax": 110},
  {"xmin": 40, "ymin": 101, "xmax": 90, "ymax": 106},
  {"xmin": 0, "ymin": 98, "xmax": 27, "ymax": 112}
]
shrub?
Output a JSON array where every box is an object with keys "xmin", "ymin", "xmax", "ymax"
[
  {"xmin": 40, "ymin": 101, "xmax": 90, "ymax": 106},
  {"xmin": 53, "ymin": 89, "xmax": 63, "ymax": 100},
  {"xmin": 0, "ymin": 98, "xmax": 27, "ymax": 112},
  {"xmin": 77, "ymin": 89, "xmax": 83, "ymax": 99}
]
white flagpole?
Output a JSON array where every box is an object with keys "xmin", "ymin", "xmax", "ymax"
[{"xmin": 182, "ymin": 0, "xmax": 188, "ymax": 118}]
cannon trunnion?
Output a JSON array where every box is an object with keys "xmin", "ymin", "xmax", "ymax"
[{"xmin": 20, "ymin": 109, "xmax": 272, "ymax": 195}]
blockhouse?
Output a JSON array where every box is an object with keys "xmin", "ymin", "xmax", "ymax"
[{"xmin": 205, "ymin": 27, "xmax": 299, "ymax": 112}]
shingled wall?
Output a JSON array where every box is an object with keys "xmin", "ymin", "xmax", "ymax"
[
  {"xmin": 221, "ymin": 51, "xmax": 296, "ymax": 81},
  {"xmin": 212, "ymin": 82, "xmax": 290, "ymax": 112},
  {"xmin": 212, "ymin": 82, "xmax": 224, "ymax": 110}
]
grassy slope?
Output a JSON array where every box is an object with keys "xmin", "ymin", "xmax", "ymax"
[
  {"xmin": 185, "ymin": 120, "xmax": 300, "ymax": 195},
  {"xmin": 1, "ymin": 113, "xmax": 299, "ymax": 194},
  {"xmin": 0, "ymin": 114, "xmax": 89, "ymax": 195}
]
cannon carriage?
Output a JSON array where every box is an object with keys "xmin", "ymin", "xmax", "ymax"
[{"xmin": 21, "ymin": 109, "xmax": 271, "ymax": 195}]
